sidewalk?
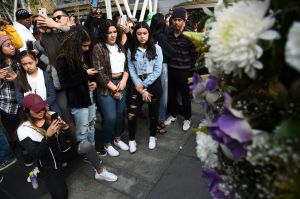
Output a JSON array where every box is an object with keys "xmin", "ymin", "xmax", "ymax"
[{"xmin": 0, "ymin": 102, "xmax": 212, "ymax": 199}]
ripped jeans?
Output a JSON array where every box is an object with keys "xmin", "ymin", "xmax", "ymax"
[{"xmin": 71, "ymin": 91, "xmax": 96, "ymax": 144}]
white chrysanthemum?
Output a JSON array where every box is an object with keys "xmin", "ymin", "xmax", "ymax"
[
  {"xmin": 205, "ymin": 0, "xmax": 280, "ymax": 79},
  {"xmin": 285, "ymin": 22, "xmax": 300, "ymax": 72},
  {"xmin": 196, "ymin": 132, "xmax": 219, "ymax": 168}
]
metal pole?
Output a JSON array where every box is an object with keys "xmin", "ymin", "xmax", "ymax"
[
  {"xmin": 13, "ymin": 0, "xmax": 17, "ymax": 21},
  {"xmin": 132, "ymin": 0, "xmax": 139, "ymax": 19},
  {"xmin": 105, "ymin": 0, "xmax": 112, "ymax": 19},
  {"xmin": 123, "ymin": 0, "xmax": 132, "ymax": 18},
  {"xmin": 148, "ymin": 0, "xmax": 152, "ymax": 13},
  {"xmin": 115, "ymin": 0, "xmax": 124, "ymax": 16},
  {"xmin": 139, "ymin": 0, "xmax": 148, "ymax": 22},
  {"xmin": 153, "ymin": 0, "xmax": 158, "ymax": 13}
]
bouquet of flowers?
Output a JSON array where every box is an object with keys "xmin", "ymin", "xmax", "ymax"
[{"xmin": 186, "ymin": 0, "xmax": 300, "ymax": 198}]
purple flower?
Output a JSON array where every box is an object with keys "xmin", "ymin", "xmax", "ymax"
[
  {"xmin": 208, "ymin": 93, "xmax": 253, "ymax": 160},
  {"xmin": 206, "ymin": 75, "xmax": 218, "ymax": 92},
  {"xmin": 202, "ymin": 169, "xmax": 226, "ymax": 199},
  {"xmin": 189, "ymin": 73, "xmax": 202, "ymax": 93}
]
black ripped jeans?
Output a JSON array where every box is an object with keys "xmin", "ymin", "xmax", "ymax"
[{"xmin": 128, "ymin": 78, "xmax": 162, "ymax": 140}]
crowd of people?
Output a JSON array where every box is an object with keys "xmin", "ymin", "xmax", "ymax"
[{"xmin": 0, "ymin": 6, "xmax": 197, "ymax": 199}]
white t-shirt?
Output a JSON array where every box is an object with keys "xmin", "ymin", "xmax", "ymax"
[
  {"xmin": 24, "ymin": 68, "xmax": 47, "ymax": 100},
  {"xmin": 106, "ymin": 44, "xmax": 126, "ymax": 73}
]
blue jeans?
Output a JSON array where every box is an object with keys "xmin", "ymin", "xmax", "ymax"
[
  {"xmin": 71, "ymin": 91, "xmax": 96, "ymax": 144},
  {"xmin": 0, "ymin": 126, "xmax": 12, "ymax": 161},
  {"xmin": 96, "ymin": 80, "xmax": 126, "ymax": 144},
  {"xmin": 158, "ymin": 63, "xmax": 168, "ymax": 122}
]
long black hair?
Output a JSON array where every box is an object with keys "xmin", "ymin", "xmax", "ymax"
[
  {"xmin": 150, "ymin": 13, "xmax": 166, "ymax": 40},
  {"xmin": 57, "ymin": 25, "xmax": 91, "ymax": 71},
  {"xmin": 0, "ymin": 39, "xmax": 18, "ymax": 70},
  {"xmin": 97, "ymin": 19, "xmax": 123, "ymax": 53},
  {"xmin": 130, "ymin": 21, "xmax": 156, "ymax": 61},
  {"xmin": 16, "ymin": 50, "xmax": 37, "ymax": 93}
]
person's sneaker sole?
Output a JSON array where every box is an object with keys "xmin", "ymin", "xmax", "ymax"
[
  {"xmin": 0, "ymin": 158, "xmax": 17, "ymax": 171},
  {"xmin": 97, "ymin": 151, "xmax": 107, "ymax": 157}
]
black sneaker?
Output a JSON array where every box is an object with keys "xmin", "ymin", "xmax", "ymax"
[
  {"xmin": 0, "ymin": 157, "xmax": 17, "ymax": 172},
  {"xmin": 97, "ymin": 150, "xmax": 107, "ymax": 157},
  {"xmin": 0, "ymin": 174, "xmax": 3, "ymax": 183}
]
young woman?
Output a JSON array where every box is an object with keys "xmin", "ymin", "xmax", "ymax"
[
  {"xmin": 150, "ymin": 13, "xmax": 175, "ymax": 134},
  {"xmin": 17, "ymin": 93, "xmax": 117, "ymax": 199},
  {"xmin": 56, "ymin": 26, "xmax": 97, "ymax": 145},
  {"xmin": 0, "ymin": 34, "xmax": 20, "ymax": 146},
  {"xmin": 127, "ymin": 21, "xmax": 163, "ymax": 153},
  {"xmin": 92, "ymin": 19, "xmax": 129, "ymax": 157},
  {"xmin": 16, "ymin": 50, "xmax": 61, "ymax": 115}
]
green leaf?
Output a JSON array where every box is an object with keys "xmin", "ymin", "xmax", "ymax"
[
  {"xmin": 274, "ymin": 117, "xmax": 300, "ymax": 139},
  {"xmin": 182, "ymin": 31, "xmax": 204, "ymax": 53},
  {"xmin": 202, "ymin": 7, "xmax": 214, "ymax": 17}
]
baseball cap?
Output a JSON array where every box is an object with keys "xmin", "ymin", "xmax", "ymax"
[
  {"xmin": 0, "ymin": 34, "xmax": 10, "ymax": 47},
  {"xmin": 16, "ymin": 9, "xmax": 32, "ymax": 20},
  {"xmin": 23, "ymin": 93, "xmax": 47, "ymax": 113},
  {"xmin": 172, "ymin": 8, "xmax": 187, "ymax": 21}
]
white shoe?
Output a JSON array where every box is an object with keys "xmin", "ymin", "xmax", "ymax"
[
  {"xmin": 183, "ymin": 120, "xmax": 191, "ymax": 131},
  {"xmin": 95, "ymin": 168, "xmax": 118, "ymax": 182},
  {"xmin": 128, "ymin": 140, "xmax": 137, "ymax": 153},
  {"xmin": 164, "ymin": 116, "xmax": 177, "ymax": 125},
  {"xmin": 114, "ymin": 140, "xmax": 129, "ymax": 151},
  {"xmin": 105, "ymin": 146, "xmax": 119, "ymax": 157},
  {"xmin": 148, "ymin": 136, "xmax": 156, "ymax": 149}
]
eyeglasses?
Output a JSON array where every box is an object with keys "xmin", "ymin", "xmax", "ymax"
[{"xmin": 53, "ymin": 15, "xmax": 66, "ymax": 21}]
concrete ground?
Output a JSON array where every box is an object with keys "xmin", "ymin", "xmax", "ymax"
[{"xmin": 0, "ymin": 102, "xmax": 212, "ymax": 199}]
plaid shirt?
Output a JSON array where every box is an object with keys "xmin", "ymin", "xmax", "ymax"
[{"xmin": 0, "ymin": 80, "xmax": 19, "ymax": 114}]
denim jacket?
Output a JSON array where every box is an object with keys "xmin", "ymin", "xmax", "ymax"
[{"xmin": 127, "ymin": 44, "xmax": 163, "ymax": 88}]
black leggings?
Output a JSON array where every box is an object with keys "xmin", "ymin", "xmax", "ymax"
[
  {"xmin": 128, "ymin": 78, "xmax": 161, "ymax": 140},
  {"xmin": 44, "ymin": 141, "xmax": 102, "ymax": 199}
]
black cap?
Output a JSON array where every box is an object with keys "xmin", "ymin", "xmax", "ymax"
[
  {"xmin": 172, "ymin": 8, "xmax": 187, "ymax": 21},
  {"xmin": 16, "ymin": 9, "xmax": 32, "ymax": 20}
]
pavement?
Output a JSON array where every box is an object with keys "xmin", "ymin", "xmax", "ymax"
[{"xmin": 0, "ymin": 102, "xmax": 212, "ymax": 199}]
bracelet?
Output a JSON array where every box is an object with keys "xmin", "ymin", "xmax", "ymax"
[{"xmin": 140, "ymin": 89, "xmax": 147, "ymax": 94}]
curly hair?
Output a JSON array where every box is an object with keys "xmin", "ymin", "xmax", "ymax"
[
  {"xmin": 57, "ymin": 26, "xmax": 91, "ymax": 71},
  {"xmin": 97, "ymin": 19, "xmax": 123, "ymax": 52},
  {"xmin": 130, "ymin": 21, "xmax": 157, "ymax": 61}
]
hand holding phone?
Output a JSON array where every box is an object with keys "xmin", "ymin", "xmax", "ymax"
[
  {"xmin": 50, "ymin": 112, "xmax": 59, "ymax": 122},
  {"xmin": 38, "ymin": 8, "xmax": 47, "ymax": 16}
]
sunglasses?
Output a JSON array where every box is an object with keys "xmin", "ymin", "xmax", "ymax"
[{"xmin": 52, "ymin": 15, "xmax": 66, "ymax": 21}]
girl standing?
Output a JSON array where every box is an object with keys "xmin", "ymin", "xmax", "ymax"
[
  {"xmin": 127, "ymin": 22, "xmax": 163, "ymax": 153},
  {"xmin": 92, "ymin": 19, "xmax": 129, "ymax": 157},
  {"xmin": 56, "ymin": 26, "xmax": 97, "ymax": 145},
  {"xmin": 16, "ymin": 50, "xmax": 61, "ymax": 115}
]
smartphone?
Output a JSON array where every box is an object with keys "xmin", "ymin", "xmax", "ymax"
[
  {"xmin": 26, "ymin": 40, "xmax": 34, "ymax": 50},
  {"xmin": 50, "ymin": 112, "xmax": 59, "ymax": 122},
  {"xmin": 1, "ymin": 66, "xmax": 14, "ymax": 73},
  {"xmin": 92, "ymin": 0, "xmax": 98, "ymax": 8},
  {"xmin": 121, "ymin": 14, "xmax": 127, "ymax": 26},
  {"xmin": 38, "ymin": 8, "xmax": 47, "ymax": 16}
]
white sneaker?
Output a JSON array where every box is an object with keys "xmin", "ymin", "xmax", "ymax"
[
  {"xmin": 95, "ymin": 168, "xmax": 118, "ymax": 182},
  {"xmin": 183, "ymin": 120, "xmax": 191, "ymax": 131},
  {"xmin": 105, "ymin": 146, "xmax": 119, "ymax": 157},
  {"xmin": 128, "ymin": 140, "xmax": 137, "ymax": 153},
  {"xmin": 164, "ymin": 116, "xmax": 177, "ymax": 125},
  {"xmin": 148, "ymin": 136, "xmax": 156, "ymax": 149},
  {"xmin": 114, "ymin": 140, "xmax": 129, "ymax": 151}
]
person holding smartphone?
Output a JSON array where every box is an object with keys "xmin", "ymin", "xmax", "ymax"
[
  {"xmin": 92, "ymin": 19, "xmax": 129, "ymax": 157},
  {"xmin": 0, "ymin": 34, "xmax": 20, "ymax": 148},
  {"xmin": 127, "ymin": 21, "xmax": 163, "ymax": 153},
  {"xmin": 17, "ymin": 93, "xmax": 117, "ymax": 199}
]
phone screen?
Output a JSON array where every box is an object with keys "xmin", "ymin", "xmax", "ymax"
[
  {"xmin": 121, "ymin": 15, "xmax": 127, "ymax": 26},
  {"xmin": 51, "ymin": 112, "xmax": 58, "ymax": 121},
  {"xmin": 92, "ymin": 0, "xmax": 98, "ymax": 8},
  {"xmin": 2, "ymin": 66, "xmax": 14, "ymax": 73}
]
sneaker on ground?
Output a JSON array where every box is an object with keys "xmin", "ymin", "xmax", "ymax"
[
  {"xmin": 183, "ymin": 120, "xmax": 191, "ymax": 131},
  {"xmin": 97, "ymin": 150, "xmax": 107, "ymax": 157},
  {"xmin": 0, "ymin": 157, "xmax": 17, "ymax": 172},
  {"xmin": 114, "ymin": 140, "xmax": 129, "ymax": 151},
  {"xmin": 148, "ymin": 136, "xmax": 157, "ymax": 150},
  {"xmin": 95, "ymin": 168, "xmax": 118, "ymax": 182},
  {"xmin": 164, "ymin": 116, "xmax": 177, "ymax": 126},
  {"xmin": 105, "ymin": 146, "xmax": 119, "ymax": 157},
  {"xmin": 128, "ymin": 140, "xmax": 137, "ymax": 153}
]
